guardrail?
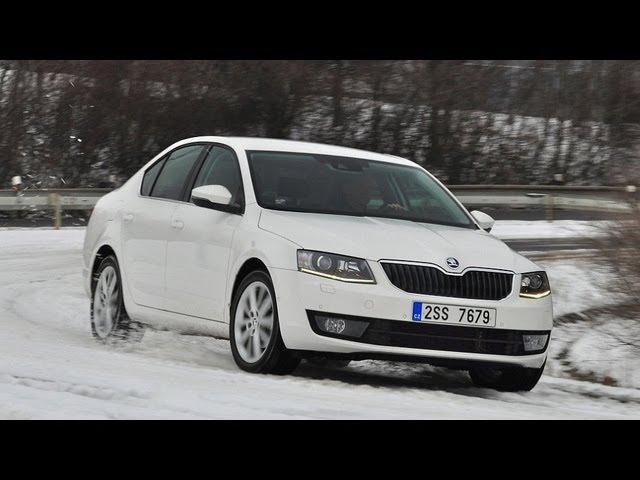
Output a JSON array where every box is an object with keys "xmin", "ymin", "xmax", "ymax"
[
  {"xmin": 449, "ymin": 185, "xmax": 637, "ymax": 220},
  {"xmin": 0, "ymin": 185, "xmax": 637, "ymax": 229},
  {"xmin": 0, "ymin": 189, "xmax": 110, "ymax": 228}
]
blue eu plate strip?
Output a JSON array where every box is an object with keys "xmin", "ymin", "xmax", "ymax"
[{"xmin": 412, "ymin": 302, "xmax": 422, "ymax": 321}]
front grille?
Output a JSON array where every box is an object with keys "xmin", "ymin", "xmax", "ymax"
[
  {"xmin": 381, "ymin": 262, "xmax": 513, "ymax": 301},
  {"xmin": 307, "ymin": 310, "xmax": 549, "ymax": 356}
]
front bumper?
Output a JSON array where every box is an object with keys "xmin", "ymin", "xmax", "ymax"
[
  {"xmin": 270, "ymin": 263, "xmax": 553, "ymax": 369},
  {"xmin": 307, "ymin": 310, "xmax": 550, "ymax": 356}
]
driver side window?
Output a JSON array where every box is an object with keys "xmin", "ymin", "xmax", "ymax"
[{"xmin": 191, "ymin": 145, "xmax": 244, "ymax": 207}]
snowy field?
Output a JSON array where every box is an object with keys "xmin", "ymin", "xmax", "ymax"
[
  {"xmin": 1, "ymin": 225, "xmax": 639, "ymax": 419},
  {"xmin": 490, "ymin": 220, "xmax": 608, "ymax": 240}
]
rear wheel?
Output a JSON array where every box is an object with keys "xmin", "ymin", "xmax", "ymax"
[
  {"xmin": 468, "ymin": 361, "xmax": 546, "ymax": 392},
  {"xmin": 91, "ymin": 255, "xmax": 144, "ymax": 343},
  {"xmin": 230, "ymin": 270, "xmax": 300, "ymax": 374}
]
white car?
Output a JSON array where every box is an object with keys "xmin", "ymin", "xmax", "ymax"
[{"xmin": 83, "ymin": 137, "xmax": 553, "ymax": 391}]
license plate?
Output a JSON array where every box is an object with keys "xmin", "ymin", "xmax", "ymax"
[{"xmin": 412, "ymin": 302, "xmax": 496, "ymax": 327}]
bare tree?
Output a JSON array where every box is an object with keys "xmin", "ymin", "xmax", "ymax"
[{"xmin": 0, "ymin": 60, "xmax": 639, "ymax": 188}]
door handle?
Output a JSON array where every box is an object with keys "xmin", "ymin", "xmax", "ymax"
[
  {"xmin": 171, "ymin": 218, "xmax": 184, "ymax": 230},
  {"xmin": 123, "ymin": 213, "xmax": 134, "ymax": 223}
]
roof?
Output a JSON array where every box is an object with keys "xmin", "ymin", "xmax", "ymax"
[{"xmin": 170, "ymin": 136, "xmax": 417, "ymax": 167}]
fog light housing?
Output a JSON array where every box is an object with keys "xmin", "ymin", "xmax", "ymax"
[
  {"xmin": 324, "ymin": 318, "xmax": 346, "ymax": 334},
  {"xmin": 314, "ymin": 314, "xmax": 369, "ymax": 338},
  {"xmin": 522, "ymin": 334, "xmax": 549, "ymax": 352}
]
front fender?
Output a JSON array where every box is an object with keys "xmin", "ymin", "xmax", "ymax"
[
  {"xmin": 82, "ymin": 194, "xmax": 125, "ymax": 298},
  {"xmin": 225, "ymin": 210, "xmax": 300, "ymax": 322}
]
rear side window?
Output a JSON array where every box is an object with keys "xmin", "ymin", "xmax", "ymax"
[
  {"xmin": 141, "ymin": 157, "xmax": 166, "ymax": 196},
  {"xmin": 191, "ymin": 146, "xmax": 244, "ymax": 207},
  {"xmin": 150, "ymin": 145, "xmax": 204, "ymax": 201}
]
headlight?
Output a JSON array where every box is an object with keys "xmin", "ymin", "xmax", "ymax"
[
  {"xmin": 520, "ymin": 272, "xmax": 551, "ymax": 299},
  {"xmin": 297, "ymin": 250, "xmax": 376, "ymax": 284}
]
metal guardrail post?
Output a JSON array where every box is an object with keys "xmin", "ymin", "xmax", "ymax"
[
  {"xmin": 626, "ymin": 185, "xmax": 637, "ymax": 211},
  {"xmin": 48, "ymin": 193, "xmax": 62, "ymax": 229},
  {"xmin": 545, "ymin": 194, "xmax": 555, "ymax": 222}
]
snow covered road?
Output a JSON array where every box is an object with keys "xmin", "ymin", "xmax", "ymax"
[{"xmin": 1, "ymin": 228, "xmax": 639, "ymax": 419}]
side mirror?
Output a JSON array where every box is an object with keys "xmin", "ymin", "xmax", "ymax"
[
  {"xmin": 471, "ymin": 210, "xmax": 495, "ymax": 233},
  {"xmin": 192, "ymin": 185, "xmax": 242, "ymax": 214}
]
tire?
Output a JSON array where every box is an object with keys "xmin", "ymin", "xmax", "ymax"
[
  {"xmin": 91, "ymin": 255, "xmax": 145, "ymax": 343},
  {"xmin": 468, "ymin": 361, "xmax": 546, "ymax": 392},
  {"xmin": 230, "ymin": 270, "xmax": 300, "ymax": 375}
]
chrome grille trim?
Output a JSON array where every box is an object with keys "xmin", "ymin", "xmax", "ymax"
[{"xmin": 380, "ymin": 261, "xmax": 513, "ymax": 300}]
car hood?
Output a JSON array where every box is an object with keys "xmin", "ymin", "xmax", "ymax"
[{"xmin": 258, "ymin": 210, "xmax": 538, "ymax": 273}]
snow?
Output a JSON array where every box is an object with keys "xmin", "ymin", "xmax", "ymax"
[
  {"xmin": 541, "ymin": 260, "xmax": 622, "ymax": 317},
  {"xmin": 535, "ymin": 254, "xmax": 639, "ymax": 389},
  {"xmin": 0, "ymin": 227, "xmax": 638, "ymax": 419},
  {"xmin": 491, "ymin": 220, "xmax": 608, "ymax": 240},
  {"xmin": 546, "ymin": 314, "xmax": 640, "ymax": 390}
]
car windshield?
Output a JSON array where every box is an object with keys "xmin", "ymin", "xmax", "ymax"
[{"xmin": 247, "ymin": 151, "xmax": 475, "ymax": 229}]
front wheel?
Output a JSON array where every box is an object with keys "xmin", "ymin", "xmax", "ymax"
[
  {"xmin": 91, "ymin": 255, "xmax": 144, "ymax": 343},
  {"xmin": 230, "ymin": 270, "xmax": 300, "ymax": 375},
  {"xmin": 468, "ymin": 361, "xmax": 546, "ymax": 392}
]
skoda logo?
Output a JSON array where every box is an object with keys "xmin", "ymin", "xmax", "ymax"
[{"xmin": 446, "ymin": 257, "xmax": 460, "ymax": 269}]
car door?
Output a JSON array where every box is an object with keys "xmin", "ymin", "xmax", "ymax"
[
  {"xmin": 121, "ymin": 144, "xmax": 206, "ymax": 310},
  {"xmin": 164, "ymin": 144, "xmax": 244, "ymax": 321}
]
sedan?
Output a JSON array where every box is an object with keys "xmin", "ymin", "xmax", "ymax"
[{"xmin": 83, "ymin": 137, "xmax": 552, "ymax": 391}]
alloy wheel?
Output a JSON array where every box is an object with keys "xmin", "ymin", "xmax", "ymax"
[
  {"xmin": 93, "ymin": 265, "xmax": 120, "ymax": 338},
  {"xmin": 233, "ymin": 281, "xmax": 274, "ymax": 363}
]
